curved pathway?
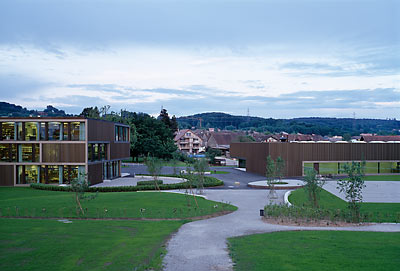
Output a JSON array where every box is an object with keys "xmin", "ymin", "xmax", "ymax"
[{"xmin": 163, "ymin": 189, "xmax": 400, "ymax": 271}]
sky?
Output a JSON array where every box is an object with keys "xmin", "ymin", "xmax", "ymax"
[{"xmin": 0, "ymin": 0, "xmax": 399, "ymax": 119}]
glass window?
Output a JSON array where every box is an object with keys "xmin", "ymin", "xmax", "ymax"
[
  {"xmin": 47, "ymin": 165, "xmax": 59, "ymax": 184},
  {"xmin": 39, "ymin": 123, "xmax": 47, "ymax": 140},
  {"xmin": 365, "ymin": 162, "xmax": 379, "ymax": 174},
  {"xmin": 79, "ymin": 122, "xmax": 85, "ymax": 141},
  {"xmin": 16, "ymin": 122, "xmax": 23, "ymax": 140},
  {"xmin": 71, "ymin": 122, "xmax": 80, "ymax": 141},
  {"xmin": 18, "ymin": 144, "xmax": 39, "ymax": 162},
  {"xmin": 48, "ymin": 122, "xmax": 61, "ymax": 140},
  {"xmin": 88, "ymin": 143, "xmax": 93, "ymax": 162},
  {"xmin": 63, "ymin": 123, "xmax": 69, "ymax": 140},
  {"xmin": 380, "ymin": 162, "xmax": 399, "ymax": 174},
  {"xmin": 1, "ymin": 122, "xmax": 15, "ymax": 140},
  {"xmin": 25, "ymin": 122, "xmax": 38, "ymax": 141},
  {"xmin": 17, "ymin": 165, "xmax": 39, "ymax": 184},
  {"xmin": 0, "ymin": 144, "xmax": 17, "ymax": 162},
  {"xmin": 319, "ymin": 163, "xmax": 339, "ymax": 175}
]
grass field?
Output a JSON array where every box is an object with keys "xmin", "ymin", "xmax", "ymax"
[
  {"xmin": 0, "ymin": 188, "xmax": 238, "ymax": 270},
  {"xmin": 0, "ymin": 187, "xmax": 237, "ymax": 219},
  {"xmin": 228, "ymin": 231, "xmax": 400, "ymax": 271},
  {"xmin": 289, "ymin": 188, "xmax": 400, "ymax": 222},
  {"xmin": 0, "ymin": 218, "xmax": 184, "ymax": 271},
  {"xmin": 341, "ymin": 175, "xmax": 400, "ymax": 181}
]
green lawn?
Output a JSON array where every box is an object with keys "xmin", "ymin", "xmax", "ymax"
[
  {"xmin": 0, "ymin": 218, "xmax": 184, "ymax": 271},
  {"xmin": 228, "ymin": 231, "xmax": 400, "ymax": 271},
  {"xmin": 0, "ymin": 187, "xmax": 236, "ymax": 219},
  {"xmin": 289, "ymin": 188, "xmax": 400, "ymax": 222},
  {"xmin": 342, "ymin": 175, "xmax": 400, "ymax": 181}
]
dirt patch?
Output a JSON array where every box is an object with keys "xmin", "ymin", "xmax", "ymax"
[{"xmin": 263, "ymin": 217, "xmax": 370, "ymax": 227}]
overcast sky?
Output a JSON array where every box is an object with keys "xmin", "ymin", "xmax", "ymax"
[{"xmin": 0, "ymin": 0, "xmax": 399, "ymax": 118}]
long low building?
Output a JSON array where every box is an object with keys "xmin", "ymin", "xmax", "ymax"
[
  {"xmin": 230, "ymin": 142, "xmax": 400, "ymax": 177},
  {"xmin": 0, "ymin": 117, "xmax": 130, "ymax": 186}
]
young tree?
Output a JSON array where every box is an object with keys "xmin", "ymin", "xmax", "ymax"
[
  {"xmin": 145, "ymin": 156, "xmax": 163, "ymax": 191},
  {"xmin": 337, "ymin": 161, "xmax": 366, "ymax": 222},
  {"xmin": 193, "ymin": 158, "xmax": 209, "ymax": 194},
  {"xmin": 275, "ymin": 156, "xmax": 285, "ymax": 181},
  {"xmin": 70, "ymin": 174, "xmax": 97, "ymax": 215},
  {"xmin": 302, "ymin": 168, "xmax": 325, "ymax": 208},
  {"xmin": 266, "ymin": 155, "xmax": 277, "ymax": 199}
]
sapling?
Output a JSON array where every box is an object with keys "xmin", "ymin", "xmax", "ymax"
[
  {"xmin": 337, "ymin": 161, "xmax": 366, "ymax": 223},
  {"xmin": 266, "ymin": 155, "xmax": 277, "ymax": 199},
  {"xmin": 70, "ymin": 173, "xmax": 97, "ymax": 216},
  {"xmin": 302, "ymin": 168, "xmax": 325, "ymax": 208},
  {"xmin": 145, "ymin": 156, "xmax": 163, "ymax": 191}
]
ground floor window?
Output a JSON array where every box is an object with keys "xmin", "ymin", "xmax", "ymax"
[
  {"xmin": 17, "ymin": 165, "xmax": 39, "ymax": 184},
  {"xmin": 17, "ymin": 165, "xmax": 85, "ymax": 184},
  {"xmin": 102, "ymin": 161, "xmax": 121, "ymax": 180},
  {"xmin": 304, "ymin": 161, "xmax": 400, "ymax": 175}
]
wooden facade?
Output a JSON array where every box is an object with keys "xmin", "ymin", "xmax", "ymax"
[
  {"xmin": 0, "ymin": 117, "xmax": 130, "ymax": 186},
  {"xmin": 230, "ymin": 142, "xmax": 400, "ymax": 177}
]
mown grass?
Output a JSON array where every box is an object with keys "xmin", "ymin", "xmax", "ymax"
[
  {"xmin": 0, "ymin": 218, "xmax": 184, "ymax": 271},
  {"xmin": 289, "ymin": 188, "xmax": 400, "ymax": 222},
  {"xmin": 0, "ymin": 187, "xmax": 237, "ymax": 219},
  {"xmin": 228, "ymin": 231, "xmax": 400, "ymax": 271}
]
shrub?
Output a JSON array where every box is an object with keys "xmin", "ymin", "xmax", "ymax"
[
  {"xmin": 137, "ymin": 180, "xmax": 163, "ymax": 186},
  {"xmin": 30, "ymin": 176, "xmax": 223, "ymax": 193}
]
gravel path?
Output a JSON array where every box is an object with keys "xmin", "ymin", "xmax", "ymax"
[{"xmin": 162, "ymin": 189, "xmax": 400, "ymax": 271}]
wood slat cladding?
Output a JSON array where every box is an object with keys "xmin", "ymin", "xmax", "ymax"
[
  {"xmin": 42, "ymin": 143, "xmax": 85, "ymax": 163},
  {"xmin": 88, "ymin": 163, "xmax": 103, "ymax": 185},
  {"xmin": 110, "ymin": 142, "xmax": 130, "ymax": 160},
  {"xmin": 231, "ymin": 142, "xmax": 400, "ymax": 177},
  {"xmin": 87, "ymin": 119, "xmax": 115, "ymax": 141},
  {"xmin": 0, "ymin": 165, "xmax": 14, "ymax": 186}
]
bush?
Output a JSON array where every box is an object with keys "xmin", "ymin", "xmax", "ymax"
[
  {"xmin": 30, "ymin": 176, "xmax": 223, "ymax": 193},
  {"xmin": 137, "ymin": 180, "xmax": 163, "ymax": 186}
]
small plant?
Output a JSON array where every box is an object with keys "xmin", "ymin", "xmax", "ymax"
[
  {"xmin": 145, "ymin": 156, "xmax": 163, "ymax": 191},
  {"xmin": 193, "ymin": 158, "xmax": 209, "ymax": 194},
  {"xmin": 70, "ymin": 174, "xmax": 97, "ymax": 216},
  {"xmin": 302, "ymin": 168, "xmax": 325, "ymax": 208},
  {"xmin": 337, "ymin": 161, "xmax": 366, "ymax": 223}
]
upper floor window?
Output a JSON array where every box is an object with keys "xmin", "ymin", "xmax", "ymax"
[
  {"xmin": 115, "ymin": 125, "xmax": 129, "ymax": 142},
  {"xmin": 185, "ymin": 132, "xmax": 191, "ymax": 137},
  {"xmin": 0, "ymin": 121, "xmax": 85, "ymax": 141},
  {"xmin": 1, "ymin": 122, "xmax": 15, "ymax": 140}
]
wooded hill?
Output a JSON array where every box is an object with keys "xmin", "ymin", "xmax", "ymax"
[
  {"xmin": 0, "ymin": 102, "xmax": 68, "ymax": 117},
  {"xmin": 177, "ymin": 112, "xmax": 400, "ymax": 136}
]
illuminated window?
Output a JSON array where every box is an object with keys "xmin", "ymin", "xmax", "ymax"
[{"xmin": 1, "ymin": 122, "xmax": 15, "ymax": 140}]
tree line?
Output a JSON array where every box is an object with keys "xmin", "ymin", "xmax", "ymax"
[{"xmin": 80, "ymin": 106, "xmax": 178, "ymax": 161}]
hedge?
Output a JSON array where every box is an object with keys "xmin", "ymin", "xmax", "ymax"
[
  {"xmin": 136, "ymin": 180, "xmax": 163, "ymax": 186},
  {"xmin": 30, "ymin": 176, "xmax": 223, "ymax": 192}
]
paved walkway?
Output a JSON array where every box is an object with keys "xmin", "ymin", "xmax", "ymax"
[
  {"xmin": 323, "ymin": 181, "xmax": 400, "ymax": 203},
  {"xmin": 91, "ymin": 176, "xmax": 185, "ymax": 187},
  {"xmin": 162, "ymin": 189, "xmax": 400, "ymax": 271},
  {"xmin": 122, "ymin": 164, "xmax": 267, "ymax": 189}
]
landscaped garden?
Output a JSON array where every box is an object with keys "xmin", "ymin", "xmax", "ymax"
[
  {"xmin": 228, "ymin": 231, "xmax": 400, "ymax": 271},
  {"xmin": 0, "ymin": 187, "xmax": 237, "ymax": 270},
  {"xmin": 286, "ymin": 187, "xmax": 400, "ymax": 223}
]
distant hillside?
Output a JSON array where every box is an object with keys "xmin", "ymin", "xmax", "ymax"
[
  {"xmin": 0, "ymin": 102, "xmax": 69, "ymax": 117},
  {"xmin": 177, "ymin": 112, "xmax": 400, "ymax": 136}
]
